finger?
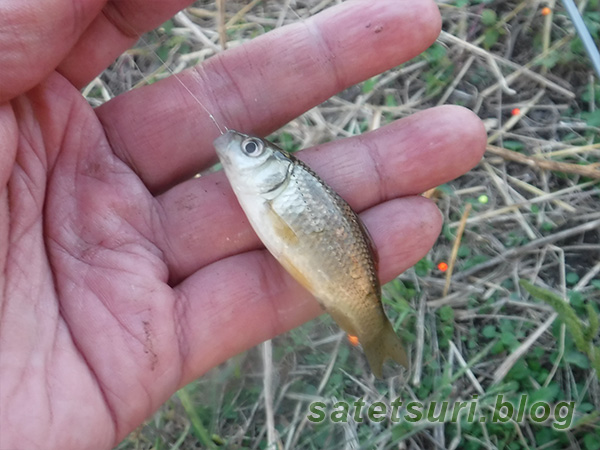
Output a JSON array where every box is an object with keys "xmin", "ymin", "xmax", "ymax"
[
  {"xmin": 0, "ymin": 105, "xmax": 18, "ymax": 186},
  {"xmin": 57, "ymin": 0, "xmax": 196, "ymax": 88},
  {"xmin": 0, "ymin": 0, "xmax": 195, "ymax": 102},
  {"xmin": 174, "ymin": 196, "xmax": 442, "ymax": 384},
  {"xmin": 97, "ymin": 0, "xmax": 442, "ymax": 192},
  {"xmin": 0, "ymin": 0, "xmax": 105, "ymax": 102},
  {"xmin": 156, "ymin": 106, "xmax": 485, "ymax": 282}
]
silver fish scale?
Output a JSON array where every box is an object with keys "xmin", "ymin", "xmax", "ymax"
[{"xmin": 270, "ymin": 157, "xmax": 379, "ymax": 297}]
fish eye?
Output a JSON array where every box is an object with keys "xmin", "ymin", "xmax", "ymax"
[{"xmin": 242, "ymin": 138, "xmax": 264, "ymax": 157}]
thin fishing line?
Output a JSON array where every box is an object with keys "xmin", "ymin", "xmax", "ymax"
[
  {"xmin": 132, "ymin": 3, "xmax": 308, "ymax": 137},
  {"xmin": 135, "ymin": 30, "xmax": 226, "ymax": 135}
]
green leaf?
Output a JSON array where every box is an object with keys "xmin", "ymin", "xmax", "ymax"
[
  {"xmin": 507, "ymin": 360, "xmax": 529, "ymax": 381},
  {"xmin": 481, "ymin": 9, "xmax": 497, "ymax": 26},
  {"xmin": 362, "ymin": 76, "xmax": 378, "ymax": 94},
  {"xmin": 541, "ymin": 222, "xmax": 555, "ymax": 232},
  {"xmin": 500, "ymin": 331, "xmax": 518, "ymax": 348},
  {"xmin": 539, "ymin": 50, "xmax": 562, "ymax": 69},
  {"xmin": 160, "ymin": 19, "xmax": 175, "ymax": 34},
  {"xmin": 534, "ymin": 428, "xmax": 554, "ymax": 446},
  {"xmin": 457, "ymin": 245, "xmax": 471, "ymax": 258},
  {"xmin": 482, "ymin": 325, "xmax": 497, "ymax": 338},
  {"xmin": 491, "ymin": 341, "xmax": 505, "ymax": 354},
  {"xmin": 564, "ymin": 350, "xmax": 590, "ymax": 369},
  {"xmin": 569, "ymin": 290, "xmax": 585, "ymax": 309},
  {"xmin": 385, "ymin": 93, "xmax": 397, "ymax": 107},
  {"xmin": 438, "ymin": 305, "xmax": 455, "ymax": 322},
  {"xmin": 584, "ymin": 433, "xmax": 600, "ymax": 450},
  {"xmin": 424, "ymin": 43, "xmax": 447, "ymax": 63},
  {"xmin": 583, "ymin": 110, "xmax": 600, "ymax": 127},
  {"xmin": 503, "ymin": 140, "xmax": 525, "ymax": 151},
  {"xmin": 528, "ymin": 383, "xmax": 560, "ymax": 403},
  {"xmin": 436, "ymin": 184, "xmax": 454, "ymax": 196},
  {"xmin": 566, "ymin": 272, "xmax": 580, "ymax": 285},
  {"xmin": 415, "ymin": 258, "xmax": 433, "ymax": 277},
  {"xmin": 483, "ymin": 29, "xmax": 500, "ymax": 49}
]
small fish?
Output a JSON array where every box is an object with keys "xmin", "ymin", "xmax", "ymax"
[{"xmin": 214, "ymin": 130, "xmax": 408, "ymax": 377}]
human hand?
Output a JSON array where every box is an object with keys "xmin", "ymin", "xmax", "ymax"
[{"xmin": 0, "ymin": 0, "xmax": 486, "ymax": 448}]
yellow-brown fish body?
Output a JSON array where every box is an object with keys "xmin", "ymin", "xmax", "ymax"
[{"xmin": 214, "ymin": 130, "xmax": 407, "ymax": 377}]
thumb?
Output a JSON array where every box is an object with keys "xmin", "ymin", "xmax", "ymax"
[{"xmin": 0, "ymin": 0, "xmax": 109, "ymax": 102}]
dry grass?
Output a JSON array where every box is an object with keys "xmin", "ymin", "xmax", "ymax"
[{"xmin": 84, "ymin": 1, "xmax": 600, "ymax": 449}]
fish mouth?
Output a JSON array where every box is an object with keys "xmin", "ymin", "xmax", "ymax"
[{"xmin": 213, "ymin": 130, "xmax": 236, "ymax": 157}]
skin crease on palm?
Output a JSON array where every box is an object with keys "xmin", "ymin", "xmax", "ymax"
[{"xmin": 0, "ymin": 0, "xmax": 487, "ymax": 448}]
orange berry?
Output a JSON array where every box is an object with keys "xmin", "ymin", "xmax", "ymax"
[
  {"xmin": 541, "ymin": 7, "xmax": 551, "ymax": 16},
  {"xmin": 438, "ymin": 262, "xmax": 449, "ymax": 272}
]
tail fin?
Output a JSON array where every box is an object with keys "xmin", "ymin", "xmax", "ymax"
[{"xmin": 361, "ymin": 320, "xmax": 409, "ymax": 378}]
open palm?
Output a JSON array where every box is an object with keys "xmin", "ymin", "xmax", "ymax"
[{"xmin": 0, "ymin": 0, "xmax": 485, "ymax": 448}]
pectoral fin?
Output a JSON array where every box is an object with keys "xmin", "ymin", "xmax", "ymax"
[
  {"xmin": 264, "ymin": 203, "xmax": 315, "ymax": 292},
  {"xmin": 265, "ymin": 203, "xmax": 298, "ymax": 245}
]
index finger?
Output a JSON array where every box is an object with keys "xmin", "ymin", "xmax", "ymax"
[{"xmin": 96, "ymin": 0, "xmax": 442, "ymax": 193}]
